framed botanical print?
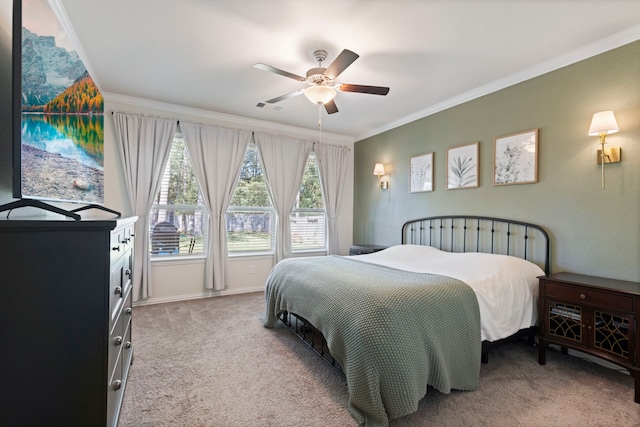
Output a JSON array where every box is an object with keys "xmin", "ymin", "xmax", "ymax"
[
  {"xmin": 493, "ymin": 129, "xmax": 538, "ymax": 186},
  {"xmin": 447, "ymin": 142, "xmax": 479, "ymax": 189},
  {"xmin": 410, "ymin": 152, "xmax": 433, "ymax": 193}
]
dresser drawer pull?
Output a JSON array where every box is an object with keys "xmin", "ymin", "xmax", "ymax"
[
  {"xmin": 114, "ymin": 286, "xmax": 122, "ymax": 295},
  {"xmin": 580, "ymin": 293, "xmax": 586, "ymax": 299},
  {"xmin": 125, "ymin": 341, "xmax": 132, "ymax": 349},
  {"xmin": 114, "ymin": 336, "xmax": 123, "ymax": 346},
  {"xmin": 112, "ymin": 246, "xmax": 120, "ymax": 252},
  {"xmin": 125, "ymin": 307, "xmax": 132, "ymax": 316},
  {"xmin": 112, "ymin": 380, "xmax": 122, "ymax": 391}
]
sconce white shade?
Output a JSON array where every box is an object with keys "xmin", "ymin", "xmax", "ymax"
[
  {"xmin": 304, "ymin": 85, "xmax": 337, "ymax": 105},
  {"xmin": 373, "ymin": 163, "xmax": 386, "ymax": 176},
  {"xmin": 588, "ymin": 111, "xmax": 619, "ymax": 136}
]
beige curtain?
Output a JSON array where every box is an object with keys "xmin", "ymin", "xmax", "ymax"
[
  {"xmin": 180, "ymin": 122, "xmax": 252, "ymax": 290},
  {"xmin": 113, "ymin": 113, "xmax": 177, "ymax": 301},
  {"xmin": 254, "ymin": 132, "xmax": 313, "ymax": 263},
  {"xmin": 315, "ymin": 143, "xmax": 350, "ymax": 255}
]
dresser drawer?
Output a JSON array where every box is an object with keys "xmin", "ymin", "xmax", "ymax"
[
  {"xmin": 108, "ymin": 307, "xmax": 126, "ymax": 373},
  {"xmin": 544, "ymin": 281, "xmax": 634, "ymax": 313},
  {"xmin": 107, "ymin": 350, "xmax": 124, "ymax": 427},
  {"xmin": 110, "ymin": 229, "xmax": 126, "ymax": 264},
  {"xmin": 110, "ymin": 224, "xmax": 134, "ymax": 263},
  {"xmin": 123, "ymin": 316, "xmax": 133, "ymax": 365},
  {"xmin": 109, "ymin": 257, "xmax": 126, "ymax": 325}
]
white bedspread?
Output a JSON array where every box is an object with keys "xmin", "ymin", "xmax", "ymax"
[{"xmin": 353, "ymin": 245, "xmax": 544, "ymax": 342}]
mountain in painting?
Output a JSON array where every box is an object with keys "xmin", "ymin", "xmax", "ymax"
[
  {"xmin": 21, "ymin": 27, "xmax": 87, "ymax": 110},
  {"xmin": 45, "ymin": 71, "xmax": 104, "ymax": 114}
]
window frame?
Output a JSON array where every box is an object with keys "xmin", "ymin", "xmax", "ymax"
[{"xmin": 149, "ymin": 134, "xmax": 209, "ymax": 260}]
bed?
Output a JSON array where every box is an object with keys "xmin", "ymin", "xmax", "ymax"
[{"xmin": 263, "ymin": 215, "xmax": 550, "ymax": 427}]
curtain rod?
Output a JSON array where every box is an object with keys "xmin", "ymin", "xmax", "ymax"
[
  {"xmin": 110, "ymin": 112, "xmax": 350, "ymax": 150},
  {"xmin": 110, "ymin": 111, "xmax": 179, "ymax": 125}
]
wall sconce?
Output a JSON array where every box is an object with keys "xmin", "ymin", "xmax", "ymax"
[
  {"xmin": 373, "ymin": 163, "xmax": 388, "ymax": 189},
  {"xmin": 588, "ymin": 110, "xmax": 621, "ymax": 189}
]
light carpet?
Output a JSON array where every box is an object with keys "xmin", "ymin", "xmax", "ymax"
[{"xmin": 118, "ymin": 292, "xmax": 639, "ymax": 427}]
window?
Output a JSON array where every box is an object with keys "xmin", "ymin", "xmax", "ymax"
[
  {"xmin": 291, "ymin": 153, "xmax": 326, "ymax": 252},
  {"xmin": 149, "ymin": 134, "xmax": 208, "ymax": 258},
  {"xmin": 226, "ymin": 146, "xmax": 327, "ymax": 255},
  {"xmin": 226, "ymin": 145, "xmax": 276, "ymax": 253}
]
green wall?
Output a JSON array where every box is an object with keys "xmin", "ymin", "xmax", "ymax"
[{"xmin": 354, "ymin": 40, "xmax": 640, "ymax": 281}]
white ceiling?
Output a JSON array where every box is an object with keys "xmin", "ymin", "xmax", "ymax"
[{"xmin": 55, "ymin": 0, "xmax": 640, "ymax": 140}]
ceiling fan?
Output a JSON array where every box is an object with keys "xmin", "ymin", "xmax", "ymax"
[{"xmin": 254, "ymin": 49, "xmax": 390, "ymax": 114}]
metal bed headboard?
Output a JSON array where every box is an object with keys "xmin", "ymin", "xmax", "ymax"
[{"xmin": 401, "ymin": 215, "xmax": 550, "ymax": 275}]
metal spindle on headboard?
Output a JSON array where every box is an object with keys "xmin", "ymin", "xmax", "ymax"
[{"xmin": 401, "ymin": 215, "xmax": 551, "ymax": 275}]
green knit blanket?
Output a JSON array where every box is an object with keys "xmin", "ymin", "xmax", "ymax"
[{"xmin": 263, "ymin": 255, "xmax": 481, "ymax": 427}]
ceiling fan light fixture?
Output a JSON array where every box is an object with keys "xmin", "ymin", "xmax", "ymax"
[{"xmin": 303, "ymin": 85, "xmax": 337, "ymax": 105}]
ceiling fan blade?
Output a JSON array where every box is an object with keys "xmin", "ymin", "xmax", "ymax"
[
  {"xmin": 265, "ymin": 89, "xmax": 304, "ymax": 104},
  {"xmin": 324, "ymin": 49, "xmax": 359, "ymax": 79},
  {"xmin": 338, "ymin": 84, "xmax": 390, "ymax": 96},
  {"xmin": 253, "ymin": 63, "xmax": 306, "ymax": 82},
  {"xmin": 324, "ymin": 99, "xmax": 338, "ymax": 114}
]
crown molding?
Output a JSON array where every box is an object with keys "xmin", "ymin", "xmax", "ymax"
[{"xmin": 355, "ymin": 24, "xmax": 640, "ymax": 142}]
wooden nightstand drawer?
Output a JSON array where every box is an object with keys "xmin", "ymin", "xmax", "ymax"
[{"xmin": 545, "ymin": 282, "xmax": 633, "ymax": 312}]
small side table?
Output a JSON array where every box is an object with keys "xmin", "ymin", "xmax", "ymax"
[
  {"xmin": 538, "ymin": 272, "xmax": 640, "ymax": 404},
  {"xmin": 349, "ymin": 244, "xmax": 388, "ymax": 255}
]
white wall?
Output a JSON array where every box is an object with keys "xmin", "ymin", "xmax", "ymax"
[{"xmin": 103, "ymin": 94, "xmax": 354, "ymax": 305}]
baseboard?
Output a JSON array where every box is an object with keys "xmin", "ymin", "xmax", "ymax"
[{"xmin": 133, "ymin": 285, "xmax": 265, "ymax": 306}]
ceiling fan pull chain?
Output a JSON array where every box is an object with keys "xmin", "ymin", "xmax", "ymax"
[{"xmin": 317, "ymin": 105, "xmax": 323, "ymax": 146}]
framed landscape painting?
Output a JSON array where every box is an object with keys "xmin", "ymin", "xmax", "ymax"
[
  {"xmin": 447, "ymin": 142, "xmax": 479, "ymax": 189},
  {"xmin": 18, "ymin": 0, "xmax": 104, "ymax": 203},
  {"xmin": 493, "ymin": 129, "xmax": 538, "ymax": 186},
  {"xmin": 410, "ymin": 152, "xmax": 433, "ymax": 193}
]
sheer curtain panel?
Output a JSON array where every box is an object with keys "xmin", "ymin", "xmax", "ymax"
[
  {"xmin": 315, "ymin": 143, "xmax": 350, "ymax": 255},
  {"xmin": 180, "ymin": 122, "xmax": 251, "ymax": 290},
  {"xmin": 254, "ymin": 132, "xmax": 313, "ymax": 262},
  {"xmin": 113, "ymin": 113, "xmax": 177, "ymax": 301}
]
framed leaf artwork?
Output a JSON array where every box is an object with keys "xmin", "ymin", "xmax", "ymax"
[
  {"xmin": 447, "ymin": 142, "xmax": 479, "ymax": 189},
  {"xmin": 410, "ymin": 152, "xmax": 433, "ymax": 193},
  {"xmin": 494, "ymin": 129, "xmax": 538, "ymax": 186}
]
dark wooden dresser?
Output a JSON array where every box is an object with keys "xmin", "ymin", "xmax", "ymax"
[
  {"xmin": 538, "ymin": 272, "xmax": 640, "ymax": 403},
  {"xmin": 0, "ymin": 214, "xmax": 137, "ymax": 426}
]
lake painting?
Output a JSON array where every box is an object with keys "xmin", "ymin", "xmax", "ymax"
[{"xmin": 21, "ymin": 0, "xmax": 104, "ymax": 203}]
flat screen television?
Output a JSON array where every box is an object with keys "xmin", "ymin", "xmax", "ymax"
[{"xmin": 11, "ymin": 0, "xmax": 104, "ymax": 207}]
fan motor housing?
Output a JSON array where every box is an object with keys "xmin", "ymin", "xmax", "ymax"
[{"xmin": 306, "ymin": 67, "xmax": 333, "ymax": 85}]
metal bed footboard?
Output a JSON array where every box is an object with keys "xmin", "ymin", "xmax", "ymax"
[{"xmin": 278, "ymin": 311, "xmax": 345, "ymax": 376}]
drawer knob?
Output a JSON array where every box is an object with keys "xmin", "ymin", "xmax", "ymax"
[
  {"xmin": 579, "ymin": 293, "xmax": 586, "ymax": 299},
  {"xmin": 112, "ymin": 380, "xmax": 122, "ymax": 391},
  {"xmin": 114, "ymin": 336, "xmax": 123, "ymax": 346},
  {"xmin": 125, "ymin": 341, "xmax": 132, "ymax": 349},
  {"xmin": 125, "ymin": 307, "xmax": 132, "ymax": 316},
  {"xmin": 114, "ymin": 286, "xmax": 122, "ymax": 295},
  {"xmin": 112, "ymin": 246, "xmax": 120, "ymax": 252},
  {"xmin": 125, "ymin": 268, "xmax": 131, "ymax": 277}
]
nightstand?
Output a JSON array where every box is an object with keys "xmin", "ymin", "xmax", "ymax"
[
  {"xmin": 349, "ymin": 244, "xmax": 388, "ymax": 255},
  {"xmin": 537, "ymin": 272, "xmax": 640, "ymax": 403}
]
